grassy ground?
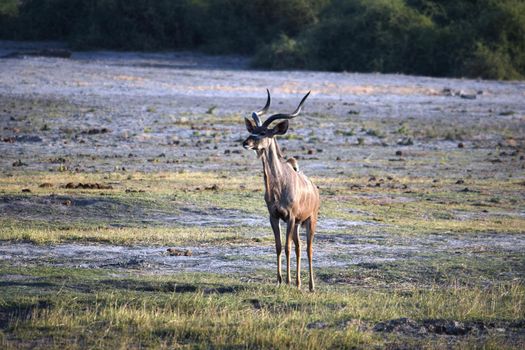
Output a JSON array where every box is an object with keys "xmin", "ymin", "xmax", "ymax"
[
  {"xmin": 1, "ymin": 265, "xmax": 523, "ymax": 349},
  {"xmin": 1, "ymin": 170, "xmax": 523, "ymax": 243},
  {"xmin": 1, "ymin": 62, "xmax": 524, "ymax": 348},
  {"xmin": 1, "ymin": 169, "xmax": 524, "ymax": 349}
]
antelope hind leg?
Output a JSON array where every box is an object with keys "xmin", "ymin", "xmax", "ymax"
[
  {"xmin": 285, "ymin": 218, "xmax": 295, "ymax": 285},
  {"xmin": 270, "ymin": 216, "xmax": 282, "ymax": 285}
]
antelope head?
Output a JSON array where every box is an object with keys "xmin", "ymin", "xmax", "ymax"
[{"xmin": 242, "ymin": 89, "xmax": 311, "ymax": 157}]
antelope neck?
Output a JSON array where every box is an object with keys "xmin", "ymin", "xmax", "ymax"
[{"xmin": 261, "ymin": 139, "xmax": 286, "ymax": 194}]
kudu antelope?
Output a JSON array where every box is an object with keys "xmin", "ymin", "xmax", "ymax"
[{"xmin": 242, "ymin": 90, "xmax": 320, "ymax": 291}]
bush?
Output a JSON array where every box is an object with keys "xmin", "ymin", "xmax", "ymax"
[
  {"xmin": 0, "ymin": 0, "xmax": 524, "ymax": 79},
  {"xmin": 0, "ymin": 0, "xmax": 18, "ymax": 17},
  {"xmin": 0, "ymin": 0, "xmax": 323, "ymax": 53},
  {"xmin": 463, "ymin": 43, "xmax": 521, "ymax": 80},
  {"xmin": 252, "ymin": 34, "xmax": 308, "ymax": 69},
  {"xmin": 303, "ymin": 0, "xmax": 435, "ymax": 73}
]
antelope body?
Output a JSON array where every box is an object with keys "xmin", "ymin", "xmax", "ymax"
[{"xmin": 242, "ymin": 90, "xmax": 320, "ymax": 291}]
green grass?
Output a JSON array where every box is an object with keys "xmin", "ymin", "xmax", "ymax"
[
  {"xmin": 1, "ymin": 170, "xmax": 523, "ymax": 245},
  {"xmin": 0, "ymin": 265, "xmax": 523, "ymax": 349}
]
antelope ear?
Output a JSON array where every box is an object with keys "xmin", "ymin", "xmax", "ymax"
[
  {"xmin": 272, "ymin": 120, "xmax": 289, "ymax": 135},
  {"xmin": 245, "ymin": 117, "xmax": 256, "ymax": 133}
]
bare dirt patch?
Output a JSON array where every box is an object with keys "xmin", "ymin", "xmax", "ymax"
[{"xmin": 1, "ymin": 230, "xmax": 523, "ymax": 279}]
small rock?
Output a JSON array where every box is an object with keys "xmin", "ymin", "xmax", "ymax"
[
  {"xmin": 62, "ymin": 200, "xmax": 72, "ymax": 206},
  {"xmin": 205, "ymin": 184, "xmax": 219, "ymax": 191},
  {"xmin": 458, "ymin": 142, "xmax": 464, "ymax": 148},
  {"xmin": 39, "ymin": 183, "xmax": 53, "ymax": 188},
  {"xmin": 460, "ymin": 93, "xmax": 476, "ymax": 100},
  {"xmin": 21, "ymin": 188, "xmax": 31, "ymax": 193},
  {"xmin": 423, "ymin": 319, "xmax": 470, "ymax": 336},
  {"xmin": 166, "ymin": 248, "xmax": 192, "ymax": 256},
  {"xmin": 456, "ymin": 179, "xmax": 465, "ymax": 184},
  {"xmin": 82, "ymin": 128, "xmax": 110, "ymax": 135},
  {"xmin": 397, "ymin": 137, "xmax": 413, "ymax": 146},
  {"xmin": 12, "ymin": 160, "xmax": 27, "ymax": 167},
  {"xmin": 50, "ymin": 157, "xmax": 67, "ymax": 164},
  {"xmin": 395, "ymin": 150, "xmax": 403, "ymax": 156},
  {"xmin": 15, "ymin": 135, "xmax": 43, "ymax": 143},
  {"xmin": 442, "ymin": 88, "xmax": 454, "ymax": 96}
]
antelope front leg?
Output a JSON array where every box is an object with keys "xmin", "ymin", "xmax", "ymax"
[
  {"xmin": 285, "ymin": 218, "xmax": 295, "ymax": 285},
  {"xmin": 292, "ymin": 223, "xmax": 301, "ymax": 289},
  {"xmin": 270, "ymin": 216, "xmax": 282, "ymax": 285}
]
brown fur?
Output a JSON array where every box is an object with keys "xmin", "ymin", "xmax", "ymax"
[{"xmin": 243, "ymin": 100, "xmax": 320, "ymax": 291}]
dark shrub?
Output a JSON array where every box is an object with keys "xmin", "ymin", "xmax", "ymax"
[
  {"xmin": 1, "ymin": 0, "xmax": 524, "ymax": 79},
  {"xmin": 252, "ymin": 34, "xmax": 309, "ymax": 69}
]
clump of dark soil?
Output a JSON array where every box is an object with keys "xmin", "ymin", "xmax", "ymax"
[
  {"xmin": 81, "ymin": 128, "xmax": 110, "ymax": 135},
  {"xmin": 372, "ymin": 318, "xmax": 523, "ymax": 337},
  {"xmin": 64, "ymin": 182, "xmax": 113, "ymax": 189}
]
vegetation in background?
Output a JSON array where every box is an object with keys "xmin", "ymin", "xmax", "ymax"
[
  {"xmin": 0, "ymin": 0, "xmax": 324, "ymax": 53},
  {"xmin": 1, "ymin": 0, "xmax": 524, "ymax": 79}
]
